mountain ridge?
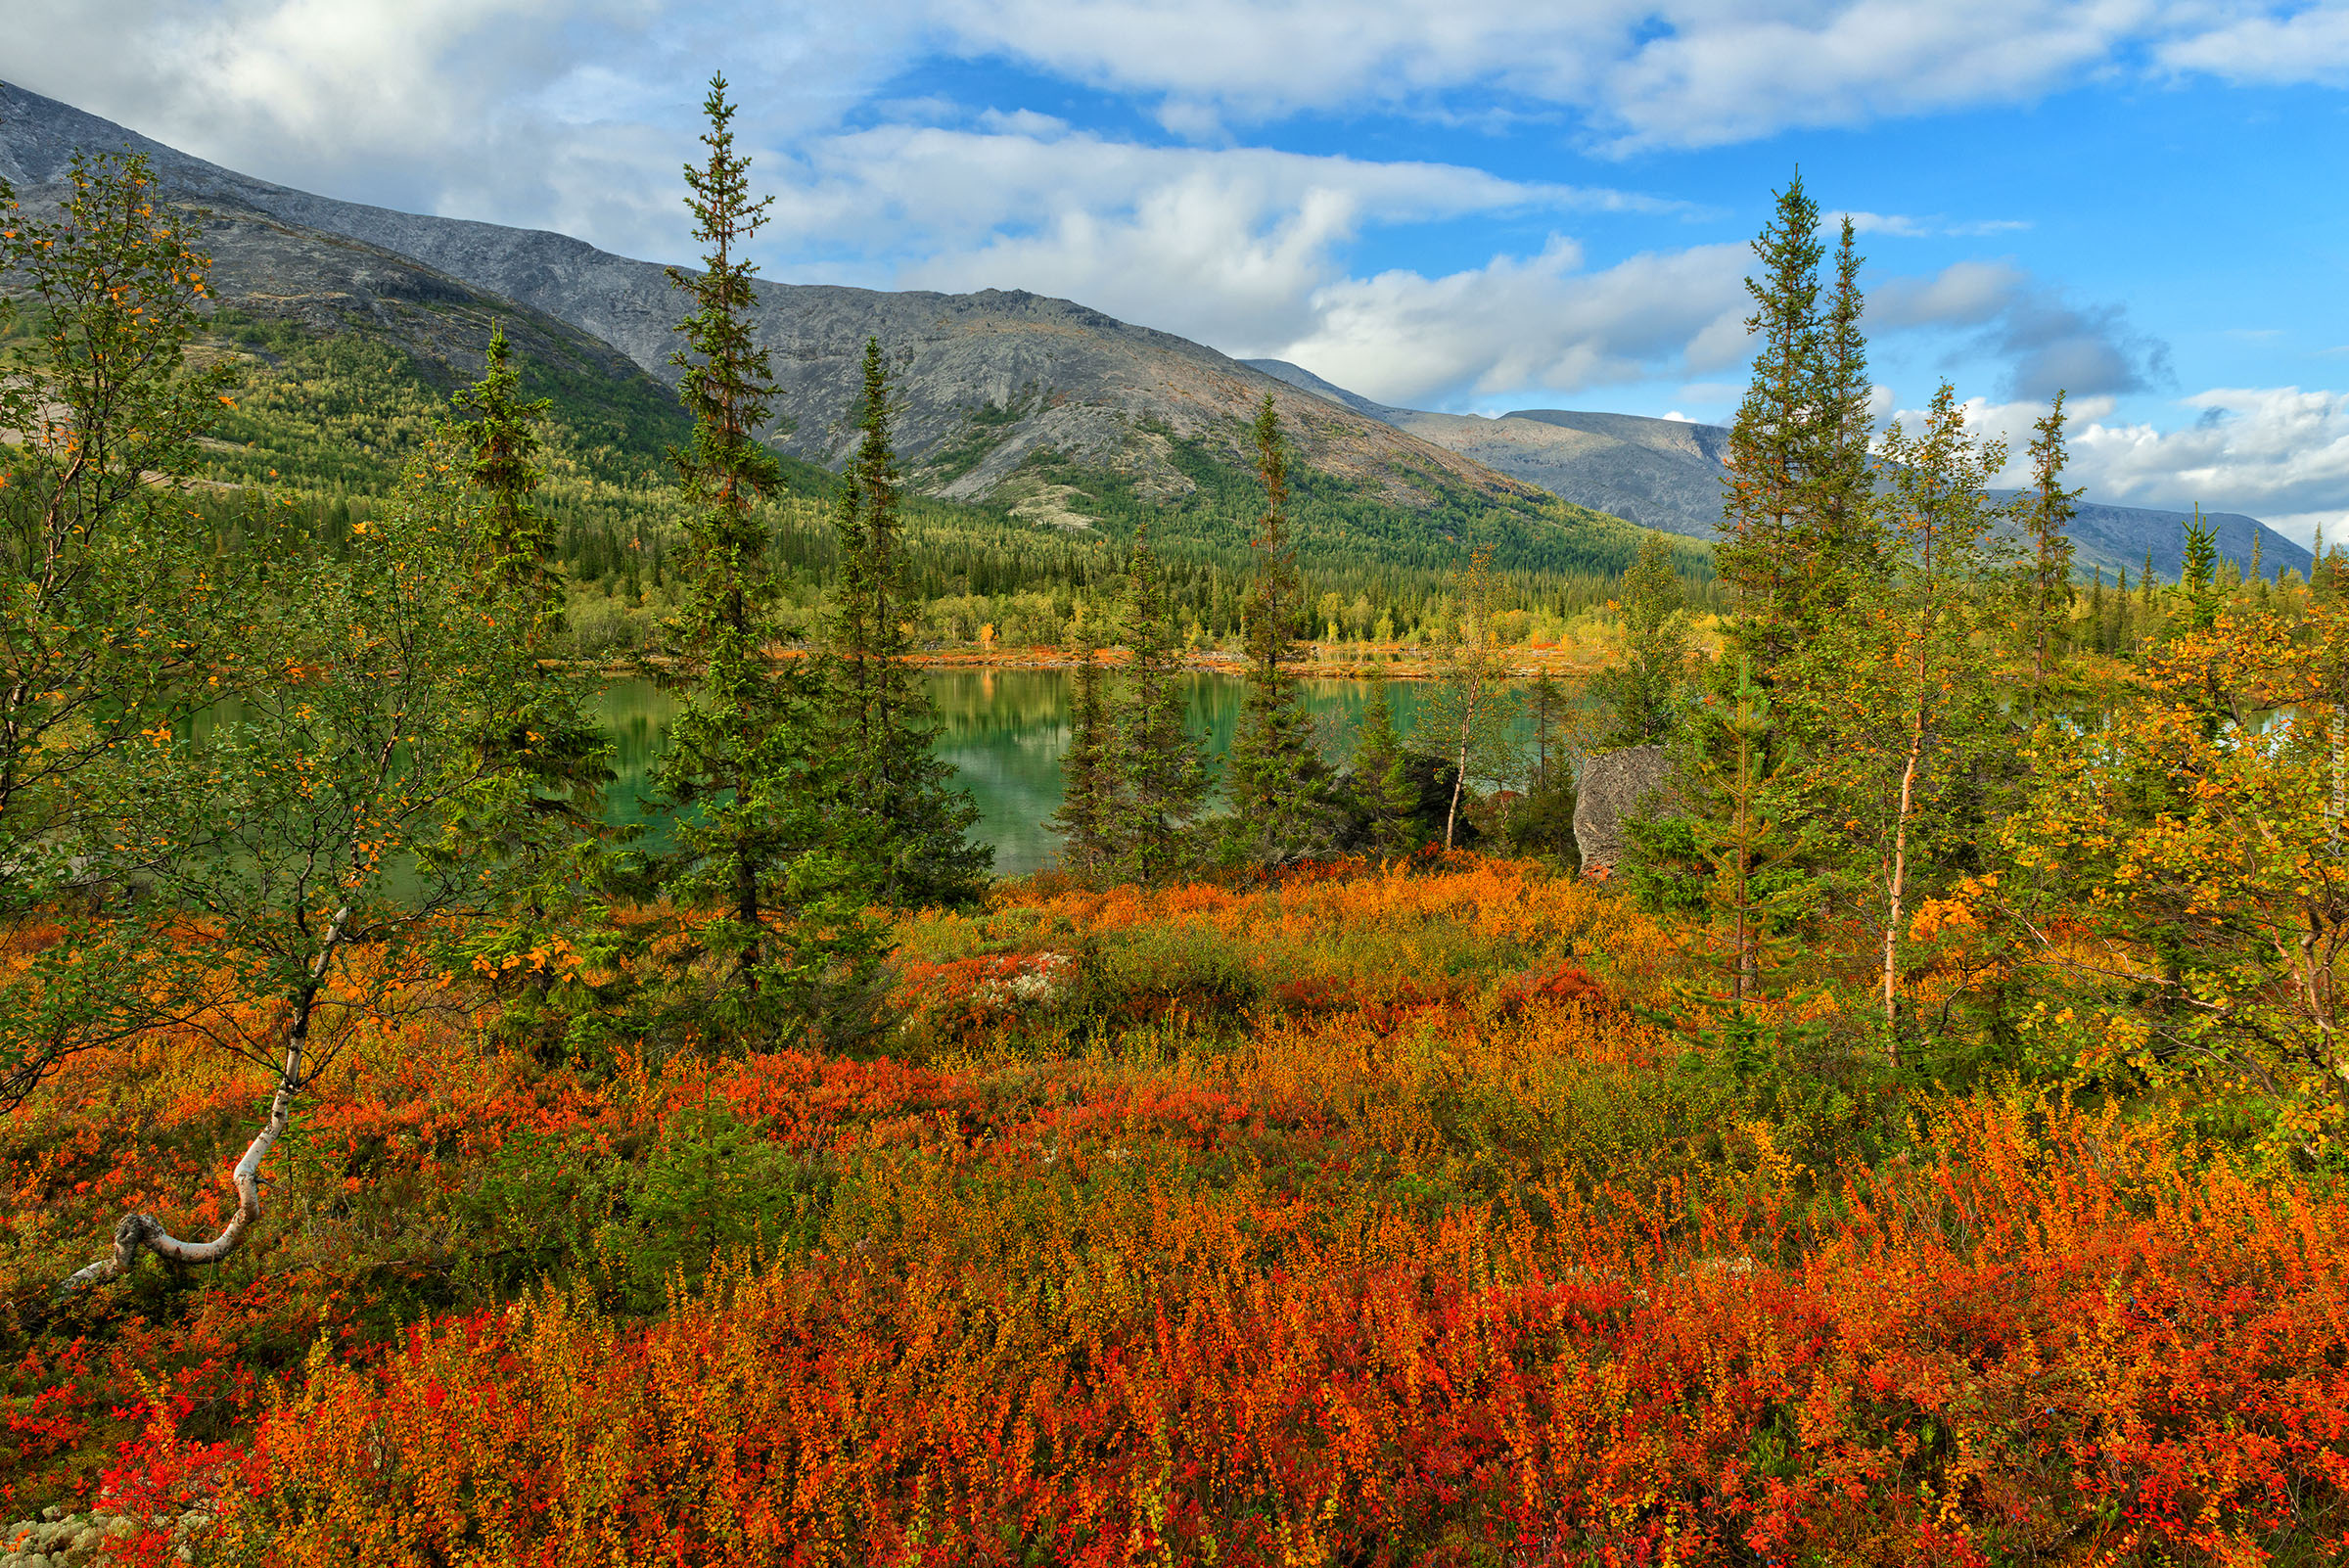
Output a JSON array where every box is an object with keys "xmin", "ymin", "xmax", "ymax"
[
  {"xmin": 0, "ymin": 80, "xmax": 1600, "ymax": 544},
  {"xmin": 1245, "ymin": 357, "xmax": 2313, "ymax": 581}
]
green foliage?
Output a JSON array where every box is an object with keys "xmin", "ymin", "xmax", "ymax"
[
  {"xmin": 0, "ymin": 150, "xmax": 236, "ymax": 1104},
  {"xmin": 2180, "ymin": 506, "xmax": 2221, "ymax": 632},
  {"xmin": 646, "ymin": 76, "xmax": 884, "ymax": 1042},
  {"xmin": 2020, "ymin": 391, "xmax": 2081, "ymax": 688},
  {"xmin": 1590, "ymin": 533, "xmax": 1691, "ymax": 748},
  {"xmin": 443, "ymin": 320, "xmax": 556, "ymax": 600},
  {"xmin": 1626, "ymin": 656, "xmax": 1810, "ymax": 1005},
  {"xmin": 1505, "ymin": 674, "xmax": 1580, "ymax": 865},
  {"xmin": 1417, "ymin": 548, "xmax": 1523, "ymax": 851},
  {"xmin": 1105, "ymin": 528, "xmax": 1212, "ymax": 885},
  {"xmin": 821, "ymin": 339, "xmax": 990, "ymax": 909},
  {"xmin": 1221, "ymin": 395, "xmax": 1339, "ymax": 866},
  {"xmin": 1341, "ymin": 666, "xmax": 1422, "ymax": 855}
]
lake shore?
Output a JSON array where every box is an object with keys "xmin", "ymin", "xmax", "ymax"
[{"xmin": 599, "ymin": 643, "xmax": 1617, "ymax": 681}]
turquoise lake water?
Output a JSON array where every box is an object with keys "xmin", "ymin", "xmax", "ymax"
[{"xmin": 592, "ymin": 670, "xmax": 1511, "ymax": 879}]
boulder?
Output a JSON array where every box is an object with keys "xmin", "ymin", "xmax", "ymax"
[{"xmin": 1573, "ymin": 745, "xmax": 1673, "ymax": 875}]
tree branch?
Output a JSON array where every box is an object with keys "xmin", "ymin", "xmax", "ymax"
[{"xmin": 57, "ymin": 904, "xmax": 351, "ymax": 1296}]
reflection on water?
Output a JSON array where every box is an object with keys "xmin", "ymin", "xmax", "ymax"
[{"xmin": 595, "ymin": 669, "xmax": 1529, "ymax": 879}]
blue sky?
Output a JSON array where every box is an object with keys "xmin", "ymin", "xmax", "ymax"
[{"xmin": 20, "ymin": 0, "xmax": 2349, "ymax": 538}]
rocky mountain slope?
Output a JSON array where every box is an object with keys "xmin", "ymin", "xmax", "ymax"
[
  {"xmin": 2, "ymin": 80, "xmax": 1616, "ymax": 560},
  {"xmin": 1245, "ymin": 362, "xmax": 2314, "ymax": 582}
]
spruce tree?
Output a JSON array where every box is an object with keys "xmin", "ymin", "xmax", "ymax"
[
  {"xmin": 1048, "ymin": 608, "xmax": 1115, "ymax": 877},
  {"xmin": 651, "ymin": 76, "xmax": 878, "ymax": 1036},
  {"xmin": 441, "ymin": 327, "xmax": 623, "ymax": 1057},
  {"xmin": 1591, "ymin": 533, "xmax": 1690, "ymax": 748},
  {"xmin": 1811, "ymin": 214, "xmax": 1880, "ymax": 604},
  {"xmin": 1344, "ymin": 664, "xmax": 1420, "ymax": 855},
  {"xmin": 824, "ymin": 338, "xmax": 989, "ymax": 908},
  {"xmin": 448, "ymin": 322, "xmax": 556, "ymax": 605},
  {"xmin": 1106, "ymin": 525, "xmax": 1210, "ymax": 885},
  {"xmin": 2020, "ymin": 391, "xmax": 2081, "ymax": 690},
  {"xmin": 2180, "ymin": 507, "xmax": 2221, "ymax": 631},
  {"xmin": 1716, "ymin": 172, "xmax": 1825, "ymax": 673},
  {"xmin": 1221, "ymin": 394, "xmax": 1337, "ymax": 865},
  {"xmin": 1623, "ymin": 657, "xmax": 1801, "ymax": 1007}
]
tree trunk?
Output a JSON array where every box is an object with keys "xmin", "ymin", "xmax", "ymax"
[
  {"xmin": 1882, "ymin": 745, "xmax": 1920, "ymax": 1064},
  {"xmin": 1444, "ymin": 734, "xmax": 1469, "ymax": 851},
  {"xmin": 59, "ymin": 905, "xmax": 350, "ymax": 1295}
]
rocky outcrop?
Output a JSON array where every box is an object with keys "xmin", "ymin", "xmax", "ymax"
[{"xmin": 1572, "ymin": 745, "xmax": 1673, "ymax": 876}]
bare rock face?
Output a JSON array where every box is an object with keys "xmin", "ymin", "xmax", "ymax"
[{"xmin": 1573, "ymin": 745, "xmax": 1673, "ymax": 876}]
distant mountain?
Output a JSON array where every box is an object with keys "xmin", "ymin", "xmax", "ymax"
[
  {"xmin": 1245, "ymin": 362, "xmax": 2314, "ymax": 583},
  {"xmin": 1, "ymin": 80, "xmax": 1664, "ymax": 590}
]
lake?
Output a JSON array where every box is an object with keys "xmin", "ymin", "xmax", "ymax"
[{"xmin": 593, "ymin": 670, "xmax": 1519, "ymax": 878}]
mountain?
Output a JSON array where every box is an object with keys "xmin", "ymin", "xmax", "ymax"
[
  {"xmin": 1245, "ymin": 363, "xmax": 2315, "ymax": 583},
  {"xmin": 0, "ymin": 80, "xmax": 1663, "ymax": 592}
]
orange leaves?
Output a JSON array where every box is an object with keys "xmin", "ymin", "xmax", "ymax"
[{"xmin": 176, "ymin": 1095, "xmax": 2349, "ymax": 1566}]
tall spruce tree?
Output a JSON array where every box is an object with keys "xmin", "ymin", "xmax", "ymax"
[
  {"xmin": 2181, "ymin": 507, "xmax": 2221, "ymax": 632},
  {"xmin": 1221, "ymin": 395, "xmax": 1337, "ymax": 865},
  {"xmin": 2020, "ymin": 391, "xmax": 2081, "ymax": 691},
  {"xmin": 1106, "ymin": 525, "xmax": 1210, "ymax": 885},
  {"xmin": 448, "ymin": 322, "xmax": 557, "ymax": 606},
  {"xmin": 440, "ymin": 327, "xmax": 621, "ymax": 1056},
  {"xmin": 1715, "ymin": 173, "xmax": 1826, "ymax": 674},
  {"xmin": 1048, "ymin": 607, "xmax": 1115, "ymax": 878},
  {"xmin": 651, "ymin": 76, "xmax": 879, "ymax": 1036},
  {"xmin": 824, "ymin": 338, "xmax": 989, "ymax": 908},
  {"xmin": 1811, "ymin": 215, "xmax": 1880, "ymax": 605}
]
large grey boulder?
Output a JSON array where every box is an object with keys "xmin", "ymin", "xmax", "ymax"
[{"xmin": 1573, "ymin": 745, "xmax": 1673, "ymax": 876}]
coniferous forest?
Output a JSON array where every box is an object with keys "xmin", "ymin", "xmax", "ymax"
[{"xmin": 8, "ymin": 94, "xmax": 2349, "ymax": 1568}]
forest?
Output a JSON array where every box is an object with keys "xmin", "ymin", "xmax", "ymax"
[{"xmin": 4, "ymin": 84, "xmax": 2349, "ymax": 1568}]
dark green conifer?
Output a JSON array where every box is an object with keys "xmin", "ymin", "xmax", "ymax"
[
  {"xmin": 650, "ymin": 75, "xmax": 879, "ymax": 1036},
  {"xmin": 2180, "ymin": 507, "xmax": 2220, "ymax": 631},
  {"xmin": 1047, "ymin": 609, "xmax": 1116, "ymax": 878},
  {"xmin": 447, "ymin": 322, "xmax": 556, "ymax": 606},
  {"xmin": 824, "ymin": 339, "xmax": 989, "ymax": 908},
  {"xmin": 1345, "ymin": 665, "xmax": 1419, "ymax": 855},
  {"xmin": 1221, "ymin": 395, "xmax": 1337, "ymax": 865},
  {"xmin": 1505, "ymin": 672, "xmax": 1580, "ymax": 863},
  {"xmin": 2020, "ymin": 391, "xmax": 2081, "ymax": 690},
  {"xmin": 1106, "ymin": 525, "xmax": 1210, "ymax": 885},
  {"xmin": 1716, "ymin": 172, "xmax": 1825, "ymax": 674},
  {"xmin": 1810, "ymin": 214, "xmax": 1880, "ymax": 604}
]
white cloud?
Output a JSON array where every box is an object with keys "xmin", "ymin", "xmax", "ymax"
[
  {"xmin": 1945, "ymin": 388, "xmax": 2349, "ymax": 541},
  {"xmin": 2156, "ymin": 4, "xmax": 2349, "ymax": 84},
  {"xmin": 919, "ymin": 1, "xmax": 2349, "ymax": 150},
  {"xmin": 1272, "ymin": 239, "xmax": 1750, "ymax": 407},
  {"xmin": 1872, "ymin": 260, "xmax": 2171, "ymax": 399},
  {"xmin": 1841, "ymin": 210, "xmax": 2033, "ymax": 238}
]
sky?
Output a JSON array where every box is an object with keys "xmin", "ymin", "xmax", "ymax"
[{"xmin": 15, "ymin": 0, "xmax": 2349, "ymax": 540}]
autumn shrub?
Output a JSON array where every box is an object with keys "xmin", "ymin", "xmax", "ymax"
[
  {"xmin": 9, "ymin": 858, "xmax": 2348, "ymax": 1563},
  {"xmin": 188, "ymin": 1095, "xmax": 2349, "ymax": 1567}
]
